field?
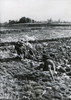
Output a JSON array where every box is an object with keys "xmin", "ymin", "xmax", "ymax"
[
  {"xmin": 1, "ymin": 26, "xmax": 71, "ymax": 42},
  {"xmin": 0, "ymin": 25, "xmax": 71, "ymax": 100}
]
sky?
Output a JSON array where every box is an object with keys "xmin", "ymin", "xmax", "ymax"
[{"xmin": 0, "ymin": 0, "xmax": 71, "ymax": 22}]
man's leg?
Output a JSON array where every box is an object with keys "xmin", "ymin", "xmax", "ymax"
[{"xmin": 48, "ymin": 65, "xmax": 54, "ymax": 80}]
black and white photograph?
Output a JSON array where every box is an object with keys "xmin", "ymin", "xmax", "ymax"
[{"xmin": 0, "ymin": 0, "xmax": 71, "ymax": 99}]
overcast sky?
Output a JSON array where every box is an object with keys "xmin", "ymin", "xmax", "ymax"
[{"xmin": 0, "ymin": 0, "xmax": 71, "ymax": 22}]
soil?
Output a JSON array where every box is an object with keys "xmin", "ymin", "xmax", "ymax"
[{"xmin": 0, "ymin": 37, "xmax": 71, "ymax": 100}]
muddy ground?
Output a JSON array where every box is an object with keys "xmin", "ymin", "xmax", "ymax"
[{"xmin": 0, "ymin": 37, "xmax": 71, "ymax": 100}]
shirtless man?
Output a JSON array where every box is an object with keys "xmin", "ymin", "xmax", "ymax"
[{"xmin": 42, "ymin": 51, "xmax": 56, "ymax": 80}]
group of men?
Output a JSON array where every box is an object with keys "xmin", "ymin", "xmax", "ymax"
[
  {"xmin": 14, "ymin": 39, "xmax": 71, "ymax": 81},
  {"xmin": 15, "ymin": 40, "xmax": 56, "ymax": 80}
]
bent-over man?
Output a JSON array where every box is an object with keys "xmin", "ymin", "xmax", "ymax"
[{"xmin": 42, "ymin": 51, "xmax": 56, "ymax": 80}]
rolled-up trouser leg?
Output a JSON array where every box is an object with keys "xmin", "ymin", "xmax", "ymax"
[{"xmin": 48, "ymin": 65, "xmax": 54, "ymax": 80}]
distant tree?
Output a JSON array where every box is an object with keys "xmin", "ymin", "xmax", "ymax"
[
  {"xmin": 9, "ymin": 20, "xmax": 15, "ymax": 24},
  {"xmin": 26, "ymin": 18, "xmax": 31, "ymax": 23},
  {"xmin": 19, "ymin": 17, "xmax": 27, "ymax": 23},
  {"xmin": 9, "ymin": 20, "xmax": 18, "ymax": 24},
  {"xmin": 31, "ymin": 20, "xmax": 35, "ymax": 23},
  {"xmin": 19, "ymin": 17, "xmax": 35, "ymax": 23}
]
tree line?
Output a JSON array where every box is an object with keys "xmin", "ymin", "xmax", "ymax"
[{"xmin": 9, "ymin": 17, "xmax": 35, "ymax": 24}]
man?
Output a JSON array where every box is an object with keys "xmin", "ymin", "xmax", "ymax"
[
  {"xmin": 15, "ymin": 41, "xmax": 22, "ymax": 58},
  {"xmin": 15, "ymin": 40, "xmax": 26, "ymax": 59},
  {"xmin": 42, "ymin": 51, "xmax": 56, "ymax": 80}
]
